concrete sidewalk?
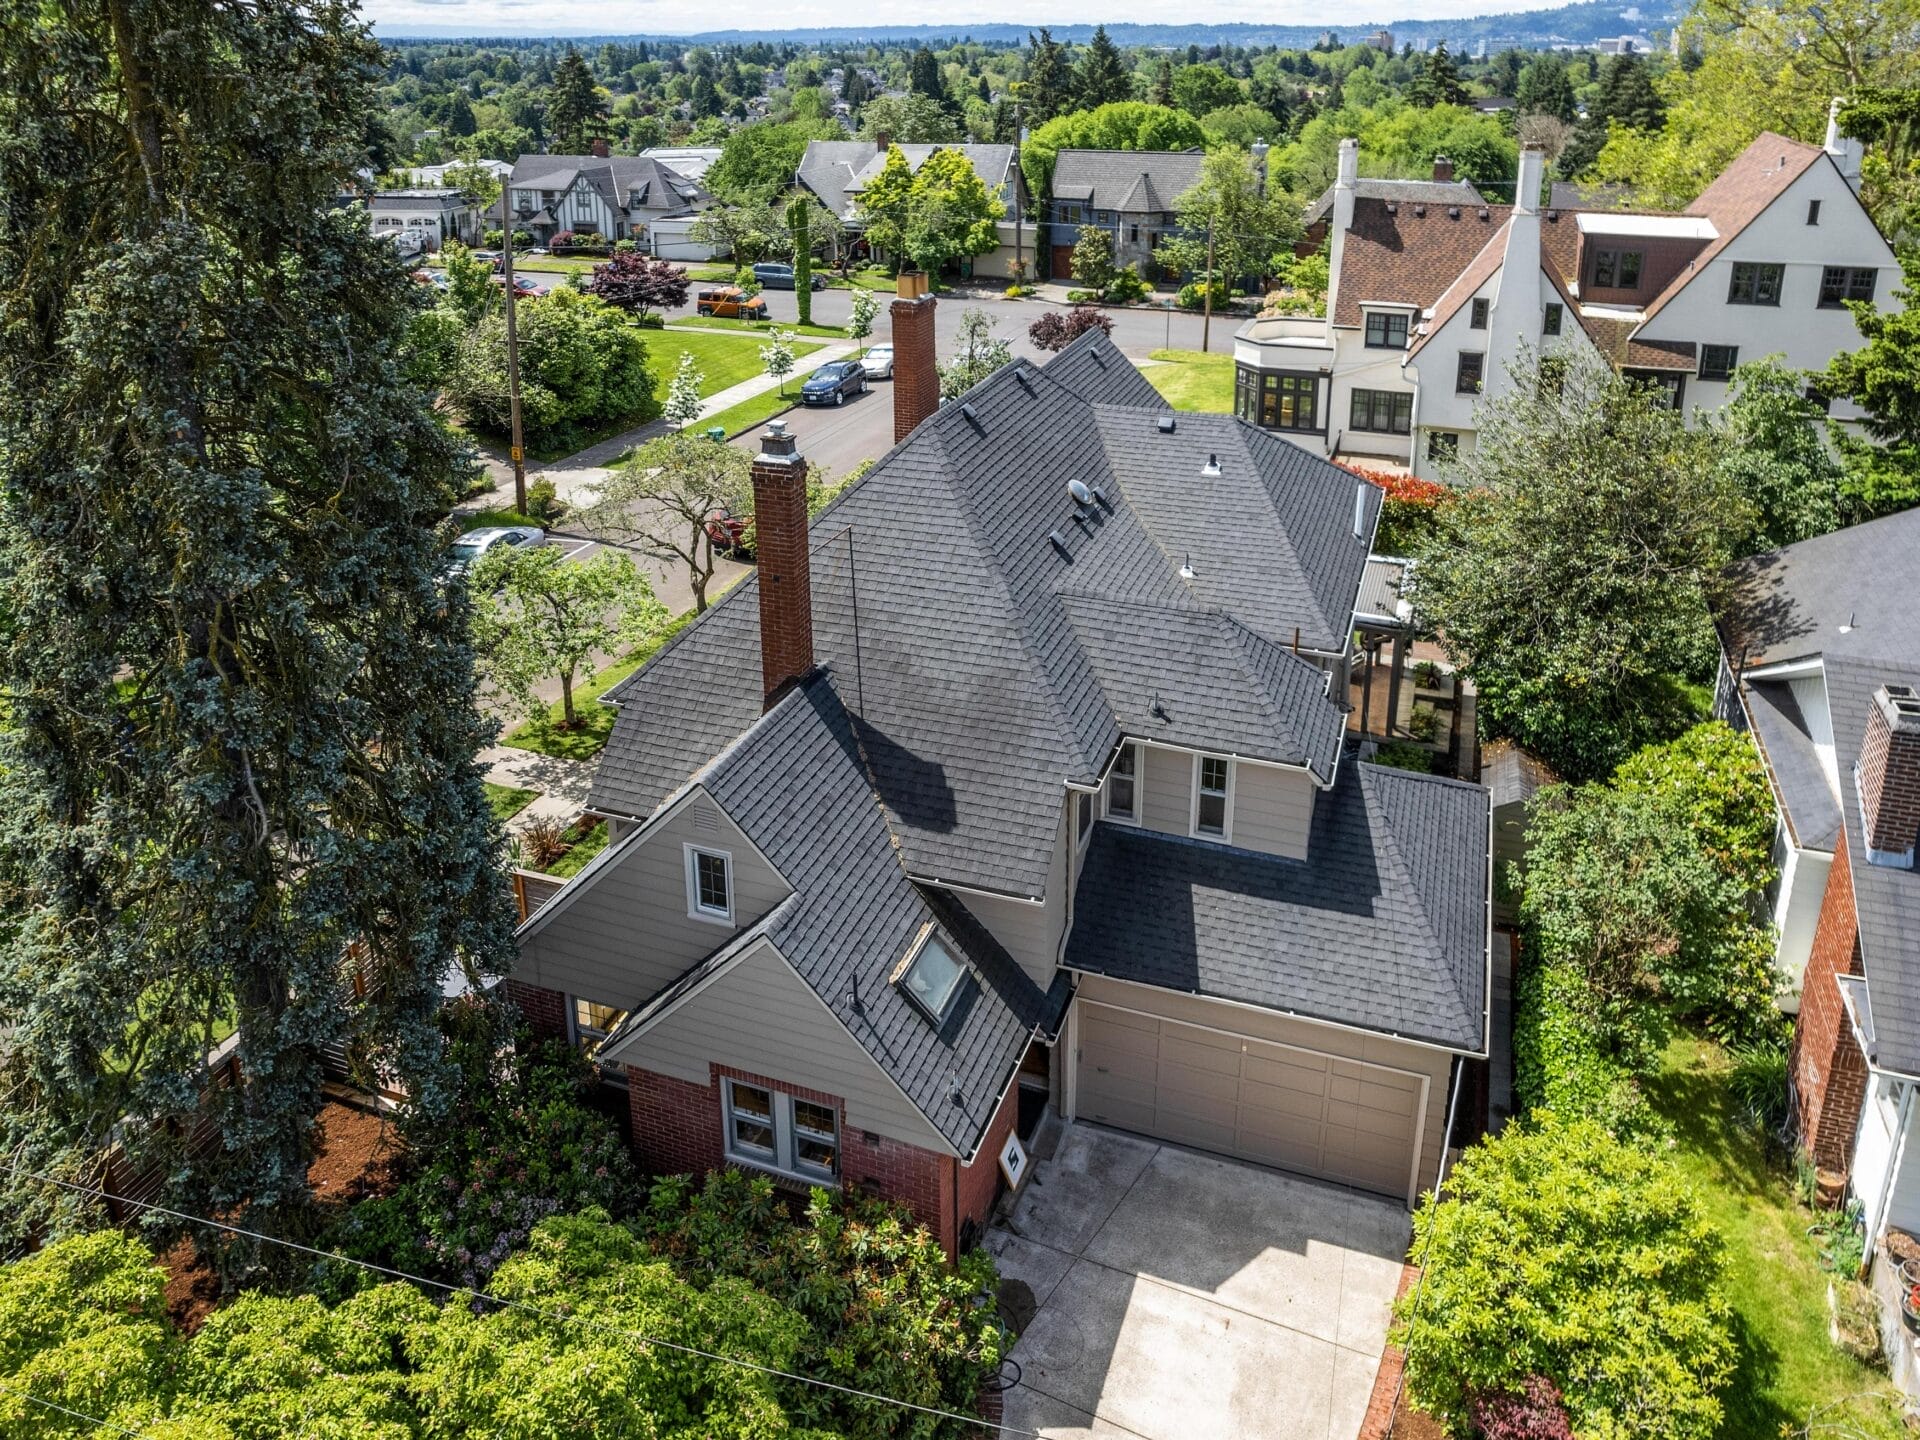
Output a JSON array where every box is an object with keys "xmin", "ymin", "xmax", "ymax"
[{"xmin": 481, "ymin": 744, "xmax": 595, "ymax": 835}]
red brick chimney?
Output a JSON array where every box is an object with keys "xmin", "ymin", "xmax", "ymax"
[
  {"xmin": 875, "ymin": 130, "xmax": 892, "ymax": 153},
  {"xmin": 1860, "ymin": 684, "xmax": 1920, "ymax": 865},
  {"xmin": 891, "ymin": 272, "xmax": 939, "ymax": 444},
  {"xmin": 590, "ymin": 137, "xmax": 611, "ymax": 159},
  {"xmin": 1432, "ymin": 154, "xmax": 1453, "ymax": 183},
  {"xmin": 750, "ymin": 420, "xmax": 814, "ymax": 709}
]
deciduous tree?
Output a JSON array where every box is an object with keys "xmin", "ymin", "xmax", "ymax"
[
  {"xmin": 447, "ymin": 287, "xmax": 658, "ymax": 447},
  {"xmin": 1822, "ymin": 247, "xmax": 1920, "ymax": 518},
  {"xmin": 1155, "ymin": 146, "xmax": 1301, "ymax": 289},
  {"xmin": 1029, "ymin": 307, "xmax": 1115, "ymax": 351},
  {"xmin": 584, "ymin": 250, "xmax": 690, "ymax": 322},
  {"xmin": 937, "ymin": 307, "xmax": 1013, "ymax": 398},
  {"xmin": 663, "ymin": 351, "xmax": 706, "ymax": 430},
  {"xmin": 578, "ymin": 432, "xmax": 754, "ymax": 612}
]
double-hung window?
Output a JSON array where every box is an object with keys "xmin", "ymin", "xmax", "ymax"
[
  {"xmin": 684, "ymin": 844, "xmax": 733, "ymax": 924},
  {"xmin": 1699, "ymin": 344, "xmax": 1739, "ymax": 382},
  {"xmin": 572, "ymin": 999, "xmax": 631, "ymax": 1084},
  {"xmin": 1818, "ymin": 265, "xmax": 1876, "ymax": 308},
  {"xmin": 1364, "ymin": 311, "xmax": 1410, "ymax": 348},
  {"xmin": 722, "ymin": 1079, "xmax": 839, "ymax": 1184},
  {"xmin": 1105, "ymin": 742, "xmax": 1139, "ymax": 823},
  {"xmin": 1193, "ymin": 755, "xmax": 1231, "ymax": 839},
  {"xmin": 1349, "ymin": 389, "xmax": 1413, "ymax": 435},
  {"xmin": 1728, "ymin": 261, "xmax": 1784, "ymax": 305}
]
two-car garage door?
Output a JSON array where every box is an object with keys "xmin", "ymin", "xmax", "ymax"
[{"xmin": 1075, "ymin": 1002, "xmax": 1427, "ymax": 1202}]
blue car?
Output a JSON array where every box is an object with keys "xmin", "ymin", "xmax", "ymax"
[
  {"xmin": 800, "ymin": 360, "xmax": 869, "ymax": 406},
  {"xmin": 752, "ymin": 261, "xmax": 827, "ymax": 291}
]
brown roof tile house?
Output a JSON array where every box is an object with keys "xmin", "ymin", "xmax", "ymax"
[{"xmin": 505, "ymin": 317, "xmax": 1492, "ymax": 1258}]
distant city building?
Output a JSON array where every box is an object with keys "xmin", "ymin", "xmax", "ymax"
[{"xmin": 1370, "ymin": 29, "xmax": 1394, "ymax": 51}]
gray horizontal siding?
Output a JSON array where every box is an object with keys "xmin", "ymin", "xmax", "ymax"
[
  {"xmin": 1141, "ymin": 744, "xmax": 1192, "ymax": 836},
  {"xmin": 516, "ymin": 789, "xmax": 790, "ymax": 1010},
  {"xmin": 623, "ymin": 940, "xmax": 952, "ymax": 1153},
  {"xmin": 964, "ymin": 805, "xmax": 1068, "ymax": 988},
  {"xmin": 1074, "ymin": 974, "xmax": 1453, "ymax": 1198},
  {"xmin": 1231, "ymin": 763, "xmax": 1313, "ymax": 861}
]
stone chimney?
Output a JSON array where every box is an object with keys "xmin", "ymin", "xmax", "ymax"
[
  {"xmin": 750, "ymin": 420, "xmax": 814, "ymax": 709},
  {"xmin": 1432, "ymin": 154, "xmax": 1454, "ymax": 184},
  {"xmin": 1860, "ymin": 684, "xmax": 1920, "ymax": 867},
  {"xmin": 590, "ymin": 136, "xmax": 611, "ymax": 159},
  {"xmin": 1825, "ymin": 97, "xmax": 1864, "ymax": 194},
  {"xmin": 1326, "ymin": 138, "xmax": 1361, "ymax": 328},
  {"xmin": 891, "ymin": 272, "xmax": 939, "ymax": 443}
]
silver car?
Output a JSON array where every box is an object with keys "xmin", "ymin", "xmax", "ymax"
[
  {"xmin": 860, "ymin": 343, "xmax": 895, "ymax": 380},
  {"xmin": 446, "ymin": 524, "xmax": 545, "ymax": 579}
]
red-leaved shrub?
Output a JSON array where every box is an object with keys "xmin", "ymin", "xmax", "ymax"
[{"xmin": 1469, "ymin": 1375, "xmax": 1575, "ymax": 1440}]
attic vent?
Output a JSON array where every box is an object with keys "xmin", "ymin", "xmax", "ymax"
[
  {"xmin": 1448, "ymin": 206, "xmax": 1461, "ymax": 219},
  {"xmin": 1891, "ymin": 684, "xmax": 1920, "ymax": 717},
  {"xmin": 1414, "ymin": 203, "xmax": 1426, "ymax": 217},
  {"xmin": 1047, "ymin": 529, "xmax": 1071, "ymax": 554},
  {"xmin": 1477, "ymin": 207, "xmax": 1489, "ymax": 221},
  {"xmin": 1156, "ymin": 416, "xmax": 1176, "ymax": 433},
  {"xmin": 959, "ymin": 402, "xmax": 978, "ymax": 422},
  {"xmin": 691, "ymin": 805, "xmax": 721, "ymax": 834},
  {"xmin": 1067, "ymin": 478, "xmax": 1095, "ymax": 507},
  {"xmin": 1386, "ymin": 201, "xmax": 1399, "ymax": 214},
  {"xmin": 1201, "ymin": 453, "xmax": 1222, "ymax": 478},
  {"xmin": 1090, "ymin": 484, "xmax": 1110, "ymax": 507}
]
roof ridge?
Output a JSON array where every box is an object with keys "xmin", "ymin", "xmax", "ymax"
[
  {"xmin": 1231, "ymin": 422, "xmax": 1343, "ymax": 645},
  {"xmin": 1355, "ymin": 765, "xmax": 1478, "ymax": 1040}
]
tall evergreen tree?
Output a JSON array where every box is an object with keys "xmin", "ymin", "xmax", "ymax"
[
  {"xmin": 0, "ymin": 0, "xmax": 516, "ymax": 1242},
  {"xmin": 549, "ymin": 45, "xmax": 603, "ymax": 151},
  {"xmin": 447, "ymin": 89, "xmax": 477, "ymax": 137},
  {"xmin": 1074, "ymin": 26, "xmax": 1133, "ymax": 110},
  {"xmin": 1023, "ymin": 28, "xmax": 1071, "ymax": 125},
  {"xmin": 1596, "ymin": 53, "xmax": 1665, "ymax": 132},
  {"xmin": 1150, "ymin": 58, "xmax": 1175, "ymax": 108},
  {"xmin": 1516, "ymin": 56, "xmax": 1577, "ymax": 123},
  {"xmin": 908, "ymin": 46, "xmax": 947, "ymax": 107},
  {"xmin": 1410, "ymin": 42, "xmax": 1469, "ymax": 107}
]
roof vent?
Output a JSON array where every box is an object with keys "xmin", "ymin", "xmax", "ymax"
[
  {"xmin": 1386, "ymin": 201, "xmax": 1399, "ymax": 214},
  {"xmin": 959, "ymin": 402, "xmax": 978, "ymax": 422},
  {"xmin": 1067, "ymin": 478, "xmax": 1095, "ymax": 507},
  {"xmin": 1090, "ymin": 484, "xmax": 1110, "ymax": 507},
  {"xmin": 1414, "ymin": 203, "xmax": 1426, "ymax": 217},
  {"xmin": 1478, "ymin": 206, "xmax": 1489, "ymax": 221},
  {"xmin": 1156, "ymin": 416, "xmax": 1176, "ymax": 433},
  {"xmin": 1448, "ymin": 205, "xmax": 1461, "ymax": 219},
  {"xmin": 1353, "ymin": 480, "xmax": 1371, "ymax": 540},
  {"xmin": 1201, "ymin": 453, "xmax": 1222, "ymax": 478},
  {"xmin": 1047, "ymin": 529, "xmax": 1071, "ymax": 555},
  {"xmin": 1178, "ymin": 553, "xmax": 1196, "ymax": 580}
]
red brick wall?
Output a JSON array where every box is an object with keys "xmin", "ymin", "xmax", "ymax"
[
  {"xmin": 749, "ymin": 441, "xmax": 813, "ymax": 708},
  {"xmin": 1794, "ymin": 840, "xmax": 1868, "ymax": 1171},
  {"xmin": 891, "ymin": 295, "xmax": 939, "ymax": 443},
  {"xmin": 505, "ymin": 979, "xmax": 568, "ymax": 1043},
  {"xmin": 955, "ymin": 1079, "xmax": 1019, "ymax": 1248},
  {"xmin": 625, "ymin": 1060, "xmax": 972, "ymax": 1253}
]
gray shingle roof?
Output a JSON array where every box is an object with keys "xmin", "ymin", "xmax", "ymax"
[
  {"xmin": 589, "ymin": 330, "xmax": 1380, "ymax": 901},
  {"xmin": 1743, "ymin": 679, "xmax": 1842, "ymax": 851},
  {"xmin": 510, "ymin": 153, "xmax": 707, "ymax": 216},
  {"xmin": 1720, "ymin": 507, "xmax": 1920, "ymax": 670},
  {"xmin": 686, "ymin": 677, "xmax": 1064, "ymax": 1157},
  {"xmin": 1065, "ymin": 762, "xmax": 1491, "ymax": 1052},
  {"xmin": 1050, "ymin": 148, "xmax": 1206, "ymax": 214},
  {"xmin": 797, "ymin": 140, "xmax": 1016, "ymax": 219}
]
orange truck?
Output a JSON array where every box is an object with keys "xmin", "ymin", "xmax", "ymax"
[{"xmin": 694, "ymin": 286, "xmax": 769, "ymax": 319}]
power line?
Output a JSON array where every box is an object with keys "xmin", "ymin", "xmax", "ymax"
[
  {"xmin": 1, "ymin": 1160, "xmax": 1046, "ymax": 1439},
  {"xmin": 0, "ymin": 1378, "xmax": 148, "ymax": 1438}
]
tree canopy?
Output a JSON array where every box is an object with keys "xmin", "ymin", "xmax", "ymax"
[{"xmin": 1020, "ymin": 101, "xmax": 1207, "ymax": 201}]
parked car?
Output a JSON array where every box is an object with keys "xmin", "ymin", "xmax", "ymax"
[
  {"xmin": 695, "ymin": 286, "xmax": 769, "ymax": 319},
  {"xmin": 860, "ymin": 343, "xmax": 895, "ymax": 380},
  {"xmin": 705, "ymin": 508, "xmax": 752, "ymax": 559},
  {"xmin": 800, "ymin": 360, "xmax": 869, "ymax": 407},
  {"xmin": 445, "ymin": 525, "xmax": 545, "ymax": 579},
  {"xmin": 491, "ymin": 274, "xmax": 540, "ymax": 295},
  {"xmin": 751, "ymin": 261, "xmax": 827, "ymax": 291}
]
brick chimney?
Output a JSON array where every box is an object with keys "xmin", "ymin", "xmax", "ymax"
[
  {"xmin": 1432, "ymin": 154, "xmax": 1454, "ymax": 183},
  {"xmin": 1860, "ymin": 684, "xmax": 1920, "ymax": 866},
  {"xmin": 875, "ymin": 130, "xmax": 892, "ymax": 153},
  {"xmin": 891, "ymin": 272, "xmax": 939, "ymax": 443},
  {"xmin": 590, "ymin": 136, "xmax": 611, "ymax": 159},
  {"xmin": 750, "ymin": 420, "xmax": 814, "ymax": 709}
]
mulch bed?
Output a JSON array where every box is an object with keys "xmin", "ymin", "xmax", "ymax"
[
  {"xmin": 160, "ymin": 1097, "xmax": 405, "ymax": 1331},
  {"xmin": 1359, "ymin": 1263, "xmax": 1447, "ymax": 1440}
]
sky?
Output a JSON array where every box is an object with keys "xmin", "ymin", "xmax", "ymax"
[{"xmin": 360, "ymin": 0, "xmax": 1548, "ymax": 38}]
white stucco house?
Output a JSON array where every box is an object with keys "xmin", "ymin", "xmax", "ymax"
[{"xmin": 1234, "ymin": 101, "xmax": 1900, "ymax": 476}]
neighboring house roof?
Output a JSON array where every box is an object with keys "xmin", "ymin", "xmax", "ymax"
[
  {"xmin": 1066, "ymin": 762, "xmax": 1491, "ymax": 1052},
  {"xmin": 589, "ymin": 328, "xmax": 1379, "ymax": 905},
  {"xmin": 1305, "ymin": 176, "xmax": 1487, "ymax": 227},
  {"xmin": 1355, "ymin": 556, "xmax": 1410, "ymax": 624},
  {"xmin": 371, "ymin": 189, "xmax": 473, "ymax": 210},
  {"xmin": 1547, "ymin": 180, "xmax": 1638, "ymax": 211},
  {"xmin": 1333, "ymin": 196, "xmax": 1510, "ymax": 328},
  {"xmin": 640, "ymin": 146, "xmax": 723, "ymax": 181},
  {"xmin": 1050, "ymin": 148, "xmax": 1207, "ymax": 213},
  {"xmin": 510, "ymin": 152, "xmax": 708, "ymax": 216},
  {"xmin": 1742, "ymin": 678, "xmax": 1843, "ymax": 851},
  {"xmin": 797, "ymin": 140, "xmax": 1017, "ymax": 220},
  {"xmin": 1720, "ymin": 507, "xmax": 1920, "ymax": 670},
  {"xmin": 639, "ymin": 675, "xmax": 1068, "ymax": 1158}
]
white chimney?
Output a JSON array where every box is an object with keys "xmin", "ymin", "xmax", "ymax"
[
  {"xmin": 1826, "ymin": 97, "xmax": 1864, "ymax": 194},
  {"xmin": 1514, "ymin": 144, "xmax": 1543, "ymax": 215},
  {"xmin": 1353, "ymin": 480, "xmax": 1371, "ymax": 541},
  {"xmin": 1487, "ymin": 146, "xmax": 1547, "ymax": 398},
  {"xmin": 1327, "ymin": 138, "xmax": 1361, "ymax": 329}
]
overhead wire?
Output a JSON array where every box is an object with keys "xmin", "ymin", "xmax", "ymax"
[
  {"xmin": 1, "ymin": 1159, "xmax": 1051, "ymax": 1439},
  {"xmin": 0, "ymin": 1378, "xmax": 148, "ymax": 1437}
]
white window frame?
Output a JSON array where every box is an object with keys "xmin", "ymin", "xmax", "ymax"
[
  {"xmin": 569, "ymin": 996, "xmax": 631, "ymax": 1087},
  {"xmin": 721, "ymin": 1077, "xmax": 840, "ymax": 1185},
  {"xmin": 1190, "ymin": 753, "xmax": 1235, "ymax": 841},
  {"xmin": 683, "ymin": 843, "xmax": 734, "ymax": 925},
  {"xmin": 1104, "ymin": 741, "xmax": 1141, "ymax": 825}
]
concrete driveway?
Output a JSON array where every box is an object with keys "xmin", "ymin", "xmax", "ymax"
[{"xmin": 988, "ymin": 1124, "xmax": 1410, "ymax": 1440}]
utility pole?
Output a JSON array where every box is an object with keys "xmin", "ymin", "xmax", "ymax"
[
  {"xmin": 500, "ymin": 201, "xmax": 528, "ymax": 514},
  {"xmin": 1201, "ymin": 215, "xmax": 1215, "ymax": 354}
]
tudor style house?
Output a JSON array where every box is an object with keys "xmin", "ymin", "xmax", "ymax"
[
  {"xmin": 795, "ymin": 138, "xmax": 1028, "ymax": 279},
  {"xmin": 505, "ymin": 301, "xmax": 1493, "ymax": 1255},
  {"xmin": 1235, "ymin": 101, "xmax": 1899, "ymax": 476},
  {"xmin": 495, "ymin": 145, "xmax": 709, "ymax": 247},
  {"xmin": 1715, "ymin": 508, "xmax": 1920, "ymax": 1389}
]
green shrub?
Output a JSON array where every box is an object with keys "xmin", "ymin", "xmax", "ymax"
[
  {"xmin": 1395, "ymin": 1113, "xmax": 1734, "ymax": 1440},
  {"xmin": 1512, "ymin": 959, "xmax": 1657, "ymax": 1138},
  {"xmin": 1407, "ymin": 703, "xmax": 1441, "ymax": 742},
  {"xmin": 1371, "ymin": 741, "xmax": 1434, "ymax": 774},
  {"xmin": 1064, "ymin": 288, "xmax": 1098, "ymax": 303},
  {"xmin": 640, "ymin": 1169, "xmax": 1002, "ymax": 1438},
  {"xmin": 524, "ymin": 476, "xmax": 562, "ymax": 523},
  {"xmin": 1611, "ymin": 721, "xmax": 1777, "ymax": 892},
  {"xmin": 1176, "ymin": 278, "xmax": 1229, "ymax": 311},
  {"xmin": 1103, "ymin": 264, "xmax": 1151, "ymax": 304},
  {"xmin": 637, "ymin": 311, "xmax": 665, "ymax": 328},
  {"xmin": 1726, "ymin": 1036, "xmax": 1791, "ymax": 1134}
]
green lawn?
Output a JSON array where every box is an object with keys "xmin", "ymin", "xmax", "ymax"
[
  {"xmin": 504, "ymin": 607, "xmax": 702, "ymax": 760},
  {"xmin": 1649, "ymin": 1035, "xmax": 1906, "ymax": 1438},
  {"xmin": 645, "ymin": 329, "xmax": 823, "ymax": 403},
  {"xmin": 461, "ymin": 508, "xmax": 542, "ymax": 533},
  {"xmin": 667, "ymin": 315, "xmax": 849, "ymax": 341},
  {"xmin": 1141, "ymin": 349, "xmax": 1234, "ymax": 413},
  {"xmin": 548, "ymin": 820, "xmax": 610, "ymax": 878},
  {"xmin": 483, "ymin": 781, "xmax": 538, "ymax": 823},
  {"xmin": 702, "ymin": 389, "xmax": 798, "ymax": 438}
]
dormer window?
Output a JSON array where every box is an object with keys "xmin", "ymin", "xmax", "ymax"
[
  {"xmin": 894, "ymin": 926, "xmax": 967, "ymax": 1027},
  {"xmin": 1364, "ymin": 311, "xmax": 1410, "ymax": 348}
]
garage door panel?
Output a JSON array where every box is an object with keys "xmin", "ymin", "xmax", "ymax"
[{"xmin": 1076, "ymin": 1002, "xmax": 1421, "ymax": 1203}]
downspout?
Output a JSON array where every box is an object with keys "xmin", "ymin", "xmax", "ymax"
[{"xmin": 1869, "ymin": 1077, "xmax": 1915, "ymax": 1277}]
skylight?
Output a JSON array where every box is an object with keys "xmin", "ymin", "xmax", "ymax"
[{"xmin": 895, "ymin": 929, "xmax": 967, "ymax": 1026}]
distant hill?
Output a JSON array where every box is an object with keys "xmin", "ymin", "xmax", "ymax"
[{"xmin": 381, "ymin": 1, "xmax": 1679, "ymax": 48}]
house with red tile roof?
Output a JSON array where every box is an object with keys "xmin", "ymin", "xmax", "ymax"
[{"xmin": 1233, "ymin": 100, "xmax": 1900, "ymax": 478}]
